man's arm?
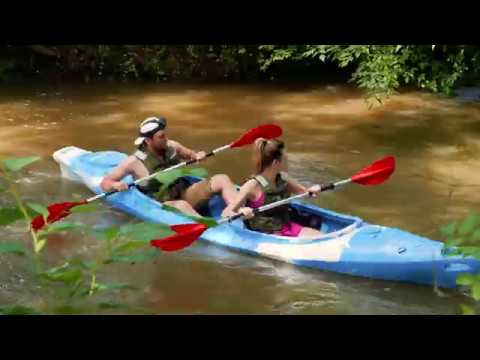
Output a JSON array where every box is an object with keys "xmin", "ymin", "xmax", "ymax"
[
  {"xmin": 169, "ymin": 140, "xmax": 205, "ymax": 162},
  {"xmin": 100, "ymin": 156, "xmax": 137, "ymax": 192}
]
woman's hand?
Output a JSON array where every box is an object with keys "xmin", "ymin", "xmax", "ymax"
[
  {"xmin": 238, "ymin": 207, "xmax": 255, "ymax": 219},
  {"xmin": 222, "ymin": 207, "xmax": 255, "ymax": 219},
  {"xmin": 307, "ymin": 184, "xmax": 321, "ymax": 197}
]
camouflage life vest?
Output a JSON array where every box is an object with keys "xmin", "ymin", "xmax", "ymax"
[
  {"xmin": 244, "ymin": 172, "xmax": 292, "ymax": 233},
  {"xmin": 133, "ymin": 142, "xmax": 182, "ymax": 199}
]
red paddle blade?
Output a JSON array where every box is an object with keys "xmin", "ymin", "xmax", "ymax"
[
  {"xmin": 350, "ymin": 156, "xmax": 396, "ymax": 185},
  {"xmin": 31, "ymin": 200, "xmax": 87, "ymax": 231},
  {"xmin": 150, "ymin": 223, "xmax": 208, "ymax": 252},
  {"xmin": 230, "ymin": 124, "xmax": 282, "ymax": 148}
]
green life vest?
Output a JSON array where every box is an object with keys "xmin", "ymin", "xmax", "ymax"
[
  {"xmin": 133, "ymin": 142, "xmax": 182, "ymax": 197},
  {"xmin": 244, "ymin": 172, "xmax": 292, "ymax": 233}
]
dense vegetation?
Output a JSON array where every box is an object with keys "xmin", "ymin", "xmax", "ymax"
[{"xmin": 2, "ymin": 45, "xmax": 480, "ymax": 102}]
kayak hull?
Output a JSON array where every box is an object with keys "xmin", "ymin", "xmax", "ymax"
[{"xmin": 53, "ymin": 146, "xmax": 480, "ymax": 289}]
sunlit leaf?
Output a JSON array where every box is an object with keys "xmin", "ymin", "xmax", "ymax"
[
  {"xmin": 0, "ymin": 207, "xmax": 24, "ymax": 226},
  {"xmin": 459, "ymin": 213, "xmax": 480, "ymax": 236},
  {"xmin": 472, "ymin": 282, "xmax": 480, "ymax": 301},
  {"xmin": 459, "ymin": 304, "xmax": 475, "ymax": 315},
  {"xmin": 26, "ymin": 202, "xmax": 49, "ymax": 218},
  {"xmin": 457, "ymin": 273, "xmax": 475, "ymax": 286},
  {"xmin": 96, "ymin": 282, "xmax": 138, "ymax": 292},
  {"xmin": 0, "ymin": 241, "xmax": 25, "ymax": 255},
  {"xmin": 154, "ymin": 168, "xmax": 208, "ymax": 193},
  {"xmin": 69, "ymin": 202, "xmax": 97, "ymax": 214},
  {"xmin": 188, "ymin": 215, "xmax": 218, "ymax": 228},
  {"xmin": 1, "ymin": 156, "xmax": 41, "ymax": 172}
]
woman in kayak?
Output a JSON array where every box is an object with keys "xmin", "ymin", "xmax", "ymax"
[
  {"xmin": 100, "ymin": 116, "xmax": 238, "ymax": 216},
  {"xmin": 222, "ymin": 138, "xmax": 323, "ymax": 238}
]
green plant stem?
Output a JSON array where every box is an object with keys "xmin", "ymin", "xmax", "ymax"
[{"xmin": 0, "ymin": 167, "xmax": 42, "ymax": 271}]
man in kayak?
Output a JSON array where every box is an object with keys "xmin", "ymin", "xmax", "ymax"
[{"xmin": 100, "ymin": 116, "xmax": 238, "ymax": 216}]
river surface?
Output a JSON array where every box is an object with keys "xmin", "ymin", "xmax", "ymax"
[{"xmin": 1, "ymin": 82, "xmax": 480, "ymax": 314}]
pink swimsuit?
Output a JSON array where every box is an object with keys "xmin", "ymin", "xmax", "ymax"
[{"xmin": 248, "ymin": 192, "xmax": 304, "ymax": 237}]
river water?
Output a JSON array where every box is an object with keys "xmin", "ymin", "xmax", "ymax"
[{"xmin": 1, "ymin": 82, "xmax": 480, "ymax": 314}]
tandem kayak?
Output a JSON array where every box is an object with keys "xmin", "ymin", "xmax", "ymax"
[{"xmin": 53, "ymin": 146, "xmax": 480, "ymax": 289}]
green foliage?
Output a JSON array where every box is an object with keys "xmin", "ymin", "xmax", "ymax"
[
  {"xmin": 69, "ymin": 203, "xmax": 98, "ymax": 214},
  {"xmin": 0, "ymin": 241, "xmax": 26, "ymax": 255},
  {"xmin": 109, "ymin": 248, "xmax": 158, "ymax": 264},
  {"xmin": 2, "ymin": 45, "xmax": 480, "ymax": 101},
  {"xmin": 154, "ymin": 167, "xmax": 208, "ymax": 195},
  {"xmin": 0, "ymin": 207, "xmax": 24, "ymax": 226},
  {"xmin": 26, "ymin": 202, "xmax": 49, "ymax": 218},
  {"xmin": 41, "ymin": 263, "xmax": 83, "ymax": 284},
  {"xmin": 1, "ymin": 156, "xmax": 41, "ymax": 172},
  {"xmin": 441, "ymin": 212, "xmax": 480, "ymax": 314},
  {"xmin": 0, "ymin": 305, "xmax": 41, "ymax": 315},
  {"xmin": 162, "ymin": 204, "xmax": 218, "ymax": 228}
]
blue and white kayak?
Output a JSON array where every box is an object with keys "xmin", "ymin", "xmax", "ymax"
[{"xmin": 53, "ymin": 146, "xmax": 480, "ymax": 289}]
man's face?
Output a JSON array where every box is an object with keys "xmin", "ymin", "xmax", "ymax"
[{"xmin": 146, "ymin": 130, "xmax": 168, "ymax": 152}]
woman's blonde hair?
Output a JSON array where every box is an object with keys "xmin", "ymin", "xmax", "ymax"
[{"xmin": 254, "ymin": 138, "xmax": 285, "ymax": 174}]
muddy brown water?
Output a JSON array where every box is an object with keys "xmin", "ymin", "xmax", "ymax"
[{"xmin": 1, "ymin": 82, "xmax": 480, "ymax": 314}]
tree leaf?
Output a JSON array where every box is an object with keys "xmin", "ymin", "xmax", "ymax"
[
  {"xmin": 69, "ymin": 202, "xmax": 97, "ymax": 214},
  {"xmin": 0, "ymin": 207, "xmax": 24, "ymax": 226},
  {"xmin": 459, "ymin": 304, "xmax": 475, "ymax": 315},
  {"xmin": 440, "ymin": 222, "xmax": 457, "ymax": 238},
  {"xmin": 1, "ymin": 156, "xmax": 41, "ymax": 172},
  {"xmin": 26, "ymin": 201, "xmax": 49, "ymax": 218},
  {"xmin": 457, "ymin": 273, "xmax": 475, "ymax": 286},
  {"xmin": 0, "ymin": 241, "xmax": 26, "ymax": 255},
  {"xmin": 459, "ymin": 213, "xmax": 480, "ymax": 236}
]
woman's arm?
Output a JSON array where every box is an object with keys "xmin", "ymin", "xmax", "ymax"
[
  {"xmin": 221, "ymin": 179, "xmax": 258, "ymax": 217},
  {"xmin": 286, "ymin": 175, "xmax": 321, "ymax": 196}
]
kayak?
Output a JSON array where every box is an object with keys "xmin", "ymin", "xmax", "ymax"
[{"xmin": 53, "ymin": 146, "xmax": 480, "ymax": 289}]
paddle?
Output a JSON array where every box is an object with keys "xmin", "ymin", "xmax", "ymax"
[
  {"xmin": 150, "ymin": 156, "xmax": 396, "ymax": 252},
  {"xmin": 31, "ymin": 124, "xmax": 283, "ymax": 231}
]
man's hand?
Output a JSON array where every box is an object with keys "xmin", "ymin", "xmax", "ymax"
[
  {"xmin": 195, "ymin": 151, "xmax": 206, "ymax": 162},
  {"xmin": 307, "ymin": 184, "xmax": 321, "ymax": 197},
  {"xmin": 111, "ymin": 182, "xmax": 129, "ymax": 192}
]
